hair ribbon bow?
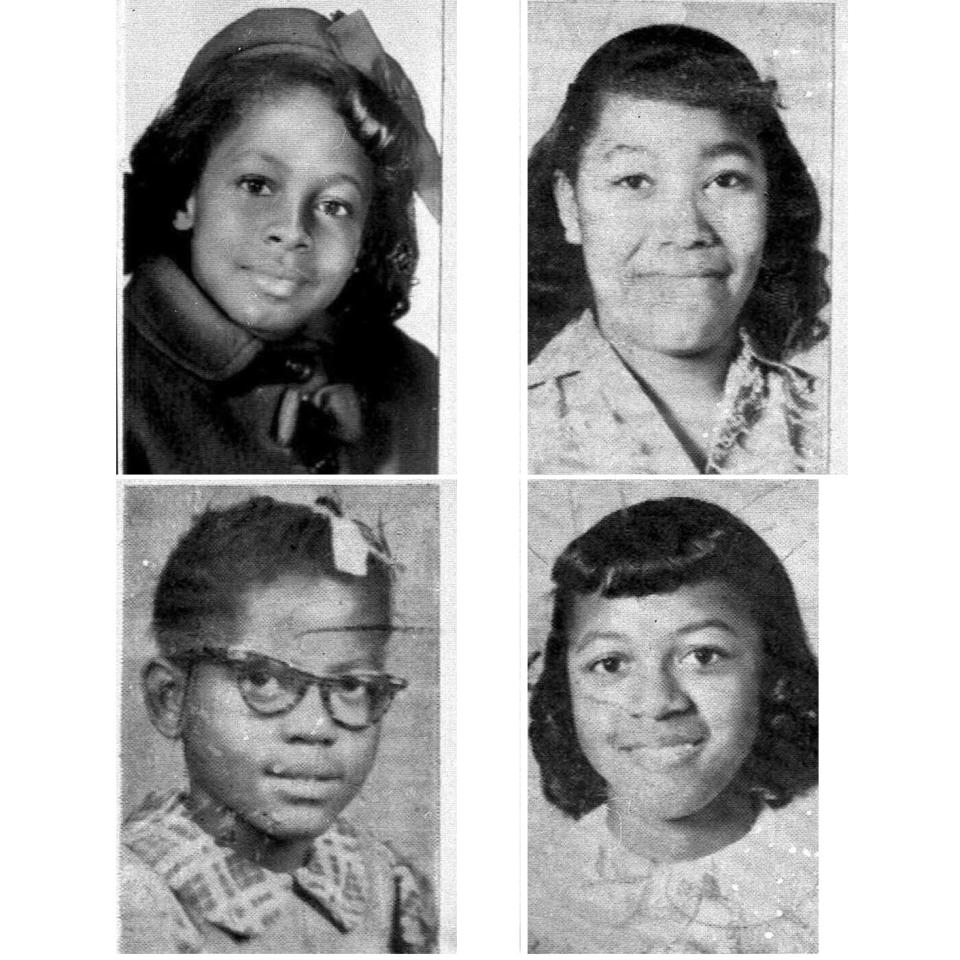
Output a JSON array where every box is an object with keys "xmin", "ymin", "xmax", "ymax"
[
  {"xmin": 180, "ymin": 7, "xmax": 441, "ymax": 221},
  {"xmin": 313, "ymin": 498, "xmax": 394, "ymax": 576}
]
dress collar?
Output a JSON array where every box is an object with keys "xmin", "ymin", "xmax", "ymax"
[
  {"xmin": 569, "ymin": 799, "xmax": 818, "ymax": 928},
  {"xmin": 122, "ymin": 790, "xmax": 370, "ymax": 938}
]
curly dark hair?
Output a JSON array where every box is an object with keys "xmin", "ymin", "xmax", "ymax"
[
  {"xmin": 529, "ymin": 496, "xmax": 818, "ymax": 819},
  {"xmin": 125, "ymin": 52, "xmax": 420, "ymax": 328},
  {"xmin": 153, "ymin": 495, "xmax": 392, "ymax": 658},
  {"xmin": 528, "ymin": 24, "xmax": 830, "ymax": 361}
]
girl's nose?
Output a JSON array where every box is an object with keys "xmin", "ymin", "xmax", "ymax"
[
  {"xmin": 624, "ymin": 662, "xmax": 693, "ymax": 720},
  {"xmin": 280, "ymin": 684, "xmax": 337, "ymax": 743},
  {"xmin": 265, "ymin": 199, "xmax": 312, "ymax": 250},
  {"xmin": 653, "ymin": 194, "xmax": 717, "ymax": 250}
]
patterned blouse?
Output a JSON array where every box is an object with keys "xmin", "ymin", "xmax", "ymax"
[
  {"xmin": 528, "ymin": 796, "xmax": 818, "ymax": 954},
  {"xmin": 528, "ymin": 312, "xmax": 826, "ymax": 475},
  {"xmin": 119, "ymin": 790, "xmax": 436, "ymax": 953}
]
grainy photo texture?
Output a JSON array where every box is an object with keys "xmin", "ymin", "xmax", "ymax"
[
  {"xmin": 121, "ymin": 1, "xmax": 445, "ymax": 474},
  {"xmin": 119, "ymin": 484, "xmax": 440, "ymax": 953},
  {"xmin": 528, "ymin": 1, "xmax": 839, "ymax": 475},
  {"xmin": 528, "ymin": 480, "xmax": 818, "ymax": 952}
]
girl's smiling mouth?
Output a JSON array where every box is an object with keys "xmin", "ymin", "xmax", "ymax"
[
  {"xmin": 614, "ymin": 738, "xmax": 706, "ymax": 769},
  {"xmin": 247, "ymin": 268, "xmax": 313, "ymax": 300}
]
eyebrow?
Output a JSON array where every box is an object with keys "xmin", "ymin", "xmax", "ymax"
[
  {"xmin": 571, "ymin": 618, "xmax": 741, "ymax": 653},
  {"xmin": 600, "ymin": 140, "xmax": 761, "ymax": 165},
  {"xmin": 229, "ymin": 151, "xmax": 367, "ymax": 190},
  {"xmin": 230, "ymin": 649, "xmax": 383, "ymax": 675},
  {"xmin": 293, "ymin": 624, "xmax": 395, "ymax": 638},
  {"xmin": 674, "ymin": 618, "xmax": 741, "ymax": 638},
  {"xmin": 571, "ymin": 629, "xmax": 630, "ymax": 654}
]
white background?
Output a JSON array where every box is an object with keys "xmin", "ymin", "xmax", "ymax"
[{"xmin": 1, "ymin": 0, "xmax": 958, "ymax": 956}]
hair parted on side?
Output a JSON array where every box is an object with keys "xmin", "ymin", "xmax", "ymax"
[
  {"xmin": 528, "ymin": 24, "xmax": 830, "ymax": 361},
  {"xmin": 125, "ymin": 52, "xmax": 420, "ymax": 328},
  {"xmin": 152, "ymin": 495, "xmax": 393, "ymax": 659},
  {"xmin": 529, "ymin": 497, "xmax": 818, "ymax": 819}
]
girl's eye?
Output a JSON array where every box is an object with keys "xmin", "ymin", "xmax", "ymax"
[
  {"xmin": 240, "ymin": 669, "xmax": 283, "ymax": 697},
  {"xmin": 315, "ymin": 198, "xmax": 353, "ymax": 219},
  {"xmin": 707, "ymin": 171, "xmax": 753, "ymax": 191},
  {"xmin": 587, "ymin": 655, "xmax": 627, "ymax": 676},
  {"xmin": 614, "ymin": 173, "xmax": 653, "ymax": 192},
  {"xmin": 681, "ymin": 646, "xmax": 729, "ymax": 668},
  {"xmin": 237, "ymin": 176, "xmax": 273, "ymax": 196},
  {"xmin": 334, "ymin": 675, "xmax": 372, "ymax": 701}
]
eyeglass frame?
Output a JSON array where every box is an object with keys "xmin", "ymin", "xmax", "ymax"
[{"xmin": 171, "ymin": 646, "xmax": 409, "ymax": 730}]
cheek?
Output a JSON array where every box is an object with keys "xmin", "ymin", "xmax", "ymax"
[
  {"xmin": 341, "ymin": 728, "xmax": 381, "ymax": 786},
  {"xmin": 570, "ymin": 684, "xmax": 615, "ymax": 753},
  {"xmin": 718, "ymin": 198, "xmax": 768, "ymax": 264},
  {"xmin": 701, "ymin": 677, "xmax": 761, "ymax": 751},
  {"xmin": 181, "ymin": 685, "xmax": 266, "ymax": 775},
  {"xmin": 579, "ymin": 196, "xmax": 637, "ymax": 248},
  {"xmin": 311, "ymin": 223, "xmax": 365, "ymax": 270}
]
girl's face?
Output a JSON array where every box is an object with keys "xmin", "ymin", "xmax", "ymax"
[
  {"xmin": 554, "ymin": 97, "xmax": 768, "ymax": 360},
  {"xmin": 174, "ymin": 87, "xmax": 374, "ymax": 341},
  {"xmin": 566, "ymin": 579, "xmax": 762, "ymax": 822},
  {"xmin": 180, "ymin": 573, "xmax": 388, "ymax": 841}
]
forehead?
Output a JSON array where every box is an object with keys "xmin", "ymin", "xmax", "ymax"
[
  {"xmin": 567, "ymin": 580, "xmax": 761, "ymax": 652},
  {"xmin": 582, "ymin": 96, "xmax": 762, "ymax": 166},
  {"xmin": 209, "ymin": 86, "xmax": 373, "ymax": 175},
  {"xmin": 235, "ymin": 573, "xmax": 389, "ymax": 670}
]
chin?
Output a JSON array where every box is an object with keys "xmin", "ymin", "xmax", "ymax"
[
  {"xmin": 602, "ymin": 306, "xmax": 738, "ymax": 358},
  {"xmin": 234, "ymin": 310, "xmax": 310, "ymax": 342},
  {"xmin": 254, "ymin": 805, "xmax": 340, "ymax": 840}
]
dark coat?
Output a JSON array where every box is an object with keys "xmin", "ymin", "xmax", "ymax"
[{"xmin": 123, "ymin": 257, "xmax": 438, "ymax": 474}]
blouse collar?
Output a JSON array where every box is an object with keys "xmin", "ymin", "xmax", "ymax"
[{"xmin": 122, "ymin": 790, "xmax": 370, "ymax": 938}]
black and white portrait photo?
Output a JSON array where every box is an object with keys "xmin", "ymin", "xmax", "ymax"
[
  {"xmin": 119, "ymin": 483, "xmax": 443, "ymax": 952},
  {"xmin": 528, "ymin": 2, "xmax": 840, "ymax": 475},
  {"xmin": 528, "ymin": 480, "xmax": 818, "ymax": 953},
  {"xmin": 121, "ymin": 1, "xmax": 448, "ymax": 475}
]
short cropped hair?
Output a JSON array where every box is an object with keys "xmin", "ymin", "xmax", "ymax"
[
  {"xmin": 529, "ymin": 497, "xmax": 818, "ymax": 819},
  {"xmin": 126, "ymin": 53, "xmax": 420, "ymax": 328},
  {"xmin": 528, "ymin": 24, "xmax": 830, "ymax": 361},
  {"xmin": 153, "ymin": 496, "xmax": 392, "ymax": 658}
]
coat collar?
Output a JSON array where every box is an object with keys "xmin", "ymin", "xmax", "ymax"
[
  {"xmin": 122, "ymin": 790, "xmax": 370, "ymax": 938},
  {"xmin": 125, "ymin": 257, "xmax": 265, "ymax": 382},
  {"xmin": 125, "ymin": 257, "xmax": 339, "ymax": 384}
]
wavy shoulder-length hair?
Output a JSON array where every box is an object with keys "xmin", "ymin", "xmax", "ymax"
[
  {"xmin": 528, "ymin": 24, "xmax": 830, "ymax": 361},
  {"xmin": 125, "ymin": 52, "xmax": 420, "ymax": 330},
  {"xmin": 529, "ymin": 497, "xmax": 818, "ymax": 820}
]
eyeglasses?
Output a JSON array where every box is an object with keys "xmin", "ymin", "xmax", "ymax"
[{"xmin": 177, "ymin": 648, "xmax": 408, "ymax": 730}]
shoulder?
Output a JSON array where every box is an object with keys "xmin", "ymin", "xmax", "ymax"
[
  {"xmin": 375, "ymin": 326, "xmax": 438, "ymax": 383},
  {"xmin": 528, "ymin": 312, "xmax": 601, "ymax": 391},
  {"xmin": 359, "ymin": 830, "xmax": 437, "ymax": 953},
  {"xmin": 118, "ymin": 846, "xmax": 201, "ymax": 954},
  {"xmin": 711, "ymin": 796, "xmax": 819, "ymax": 928},
  {"xmin": 384, "ymin": 841, "xmax": 438, "ymax": 953}
]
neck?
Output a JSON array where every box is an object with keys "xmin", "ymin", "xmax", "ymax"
[
  {"xmin": 185, "ymin": 787, "xmax": 314, "ymax": 874},
  {"xmin": 610, "ymin": 341, "xmax": 731, "ymax": 407},
  {"xmin": 605, "ymin": 784, "xmax": 760, "ymax": 863}
]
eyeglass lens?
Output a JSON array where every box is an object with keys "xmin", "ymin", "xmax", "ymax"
[{"xmin": 236, "ymin": 662, "xmax": 397, "ymax": 728}]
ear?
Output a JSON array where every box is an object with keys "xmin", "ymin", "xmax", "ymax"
[
  {"xmin": 172, "ymin": 195, "xmax": 196, "ymax": 232},
  {"xmin": 141, "ymin": 658, "xmax": 190, "ymax": 739},
  {"xmin": 553, "ymin": 172, "xmax": 583, "ymax": 246}
]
